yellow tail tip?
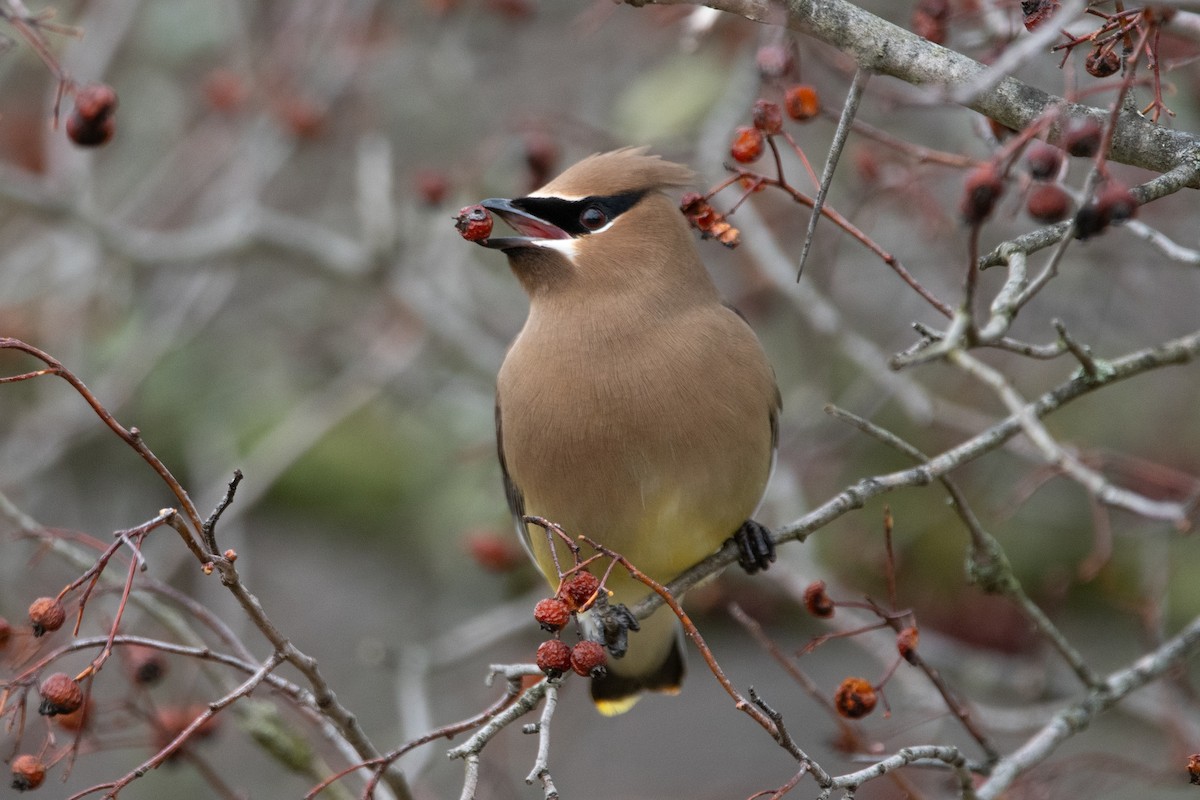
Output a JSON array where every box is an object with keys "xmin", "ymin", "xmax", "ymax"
[{"xmin": 594, "ymin": 695, "xmax": 642, "ymax": 716}]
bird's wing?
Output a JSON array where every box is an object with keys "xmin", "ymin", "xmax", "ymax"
[{"xmin": 495, "ymin": 395, "xmax": 532, "ymax": 553}]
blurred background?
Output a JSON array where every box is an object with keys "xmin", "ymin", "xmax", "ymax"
[{"xmin": 2, "ymin": 1, "xmax": 1200, "ymax": 798}]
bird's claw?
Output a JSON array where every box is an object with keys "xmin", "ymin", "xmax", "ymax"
[{"xmin": 731, "ymin": 519, "xmax": 775, "ymax": 574}]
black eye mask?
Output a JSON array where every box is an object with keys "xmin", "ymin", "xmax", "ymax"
[{"xmin": 512, "ymin": 190, "xmax": 647, "ymax": 237}]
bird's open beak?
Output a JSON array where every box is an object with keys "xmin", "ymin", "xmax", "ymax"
[{"xmin": 477, "ymin": 198, "xmax": 571, "ymax": 250}]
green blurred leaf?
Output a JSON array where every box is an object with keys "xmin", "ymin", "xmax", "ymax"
[{"xmin": 612, "ymin": 53, "xmax": 729, "ymax": 142}]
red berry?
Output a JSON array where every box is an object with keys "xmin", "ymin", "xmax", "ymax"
[
  {"xmin": 203, "ymin": 68, "xmax": 248, "ymax": 112},
  {"xmin": 127, "ymin": 645, "xmax": 168, "ymax": 685},
  {"xmin": 912, "ymin": 0, "xmax": 949, "ymax": 44},
  {"xmin": 960, "ymin": 165, "xmax": 1004, "ymax": 224},
  {"xmin": 462, "ymin": 529, "xmax": 524, "ymax": 572},
  {"xmin": 1025, "ymin": 142, "xmax": 1063, "ymax": 180},
  {"xmin": 0, "ymin": 616, "xmax": 11, "ymax": 650},
  {"xmin": 854, "ymin": 148, "xmax": 880, "ymax": 185},
  {"xmin": 557, "ymin": 570, "xmax": 601, "ymax": 612},
  {"xmin": 533, "ymin": 598, "xmax": 571, "ymax": 632},
  {"xmin": 755, "ymin": 44, "xmax": 795, "ymax": 80},
  {"xmin": 1026, "ymin": 183, "xmax": 1071, "ymax": 223},
  {"xmin": 455, "ymin": 205, "xmax": 494, "ymax": 242},
  {"xmin": 1085, "ymin": 47, "xmax": 1121, "ymax": 78},
  {"xmin": 896, "ymin": 626, "xmax": 920, "ymax": 664},
  {"xmin": 414, "ymin": 168, "xmax": 450, "ymax": 206},
  {"xmin": 29, "ymin": 596, "xmax": 66, "ymax": 637},
  {"xmin": 38, "ymin": 672, "xmax": 84, "ymax": 717},
  {"xmin": 153, "ymin": 705, "xmax": 221, "ymax": 750},
  {"xmin": 1096, "ymin": 182, "xmax": 1137, "ymax": 223},
  {"xmin": 1073, "ymin": 203, "xmax": 1109, "ymax": 240},
  {"xmin": 784, "ymin": 84, "xmax": 820, "ymax": 121},
  {"xmin": 834, "ymin": 676, "xmax": 877, "ymax": 719},
  {"xmin": 74, "ymin": 83, "xmax": 117, "ymax": 120},
  {"xmin": 1063, "ymin": 118, "xmax": 1103, "ymax": 158},
  {"xmin": 277, "ymin": 96, "xmax": 325, "ymax": 139},
  {"xmin": 66, "ymin": 83, "xmax": 118, "ymax": 148},
  {"xmin": 679, "ymin": 191, "xmax": 705, "ymax": 212},
  {"xmin": 66, "ymin": 111, "xmax": 115, "ymax": 147},
  {"xmin": 730, "ymin": 126, "xmax": 765, "ymax": 164},
  {"xmin": 752, "ymin": 99, "xmax": 783, "ymax": 135},
  {"xmin": 570, "ymin": 640, "xmax": 608, "ymax": 677},
  {"xmin": 803, "ymin": 580, "xmax": 835, "ymax": 618},
  {"xmin": 680, "ymin": 192, "xmax": 716, "ymax": 232},
  {"xmin": 1022, "ymin": 0, "xmax": 1061, "ymax": 31},
  {"xmin": 536, "ymin": 639, "xmax": 572, "ymax": 678},
  {"xmin": 10, "ymin": 754, "xmax": 46, "ymax": 792}
]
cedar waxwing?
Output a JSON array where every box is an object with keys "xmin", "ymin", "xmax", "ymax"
[{"xmin": 468, "ymin": 148, "xmax": 780, "ymax": 715}]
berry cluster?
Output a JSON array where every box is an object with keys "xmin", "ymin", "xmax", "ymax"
[
  {"xmin": 1017, "ymin": 120, "xmax": 1137, "ymax": 237},
  {"xmin": 729, "ymin": 88, "xmax": 820, "ymax": 167},
  {"xmin": 3, "ymin": 586, "xmax": 220, "ymax": 792},
  {"xmin": 532, "ymin": 571, "xmax": 608, "ymax": 680},
  {"xmin": 799, "ymin": 572, "xmax": 923, "ymax": 722},
  {"xmin": 679, "ymin": 192, "xmax": 740, "ymax": 248},
  {"xmin": 960, "ymin": 111, "xmax": 1137, "ymax": 238}
]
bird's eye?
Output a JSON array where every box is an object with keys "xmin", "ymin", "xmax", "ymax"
[{"xmin": 579, "ymin": 205, "xmax": 608, "ymax": 231}]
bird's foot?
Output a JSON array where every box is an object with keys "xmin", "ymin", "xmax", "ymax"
[
  {"xmin": 730, "ymin": 519, "xmax": 775, "ymax": 574},
  {"xmin": 592, "ymin": 594, "xmax": 640, "ymax": 659}
]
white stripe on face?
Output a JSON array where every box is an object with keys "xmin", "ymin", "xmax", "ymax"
[{"xmin": 528, "ymin": 237, "xmax": 579, "ymax": 260}]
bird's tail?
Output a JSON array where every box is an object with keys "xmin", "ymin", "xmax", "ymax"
[{"xmin": 589, "ymin": 608, "xmax": 685, "ymax": 716}]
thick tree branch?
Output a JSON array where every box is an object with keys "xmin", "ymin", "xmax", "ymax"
[
  {"xmin": 976, "ymin": 612, "xmax": 1200, "ymax": 799},
  {"xmin": 630, "ymin": 328, "xmax": 1200, "ymax": 620},
  {"xmin": 627, "ymin": 0, "xmax": 1200, "ymax": 181}
]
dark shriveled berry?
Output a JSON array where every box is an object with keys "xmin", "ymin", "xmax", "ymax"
[
  {"xmin": 570, "ymin": 640, "xmax": 608, "ymax": 678},
  {"xmin": 1096, "ymin": 183, "xmax": 1137, "ymax": 223},
  {"xmin": 39, "ymin": 672, "xmax": 84, "ymax": 717},
  {"xmin": 1063, "ymin": 118, "xmax": 1103, "ymax": 158},
  {"xmin": 1073, "ymin": 203, "xmax": 1109, "ymax": 240},
  {"xmin": 536, "ymin": 639, "xmax": 572, "ymax": 678},
  {"xmin": 1025, "ymin": 142, "xmax": 1063, "ymax": 180},
  {"xmin": 66, "ymin": 83, "xmax": 118, "ymax": 147},
  {"xmin": 128, "ymin": 645, "xmax": 168, "ymax": 685},
  {"xmin": 1022, "ymin": 0, "xmax": 1060, "ymax": 31},
  {"xmin": 960, "ymin": 165, "xmax": 1004, "ymax": 225},
  {"xmin": 802, "ymin": 580, "xmax": 835, "ymax": 618},
  {"xmin": 10, "ymin": 755, "xmax": 46, "ymax": 792},
  {"xmin": 752, "ymin": 99, "xmax": 783, "ymax": 136},
  {"xmin": 1085, "ymin": 48, "xmax": 1121, "ymax": 78},
  {"xmin": 1026, "ymin": 183, "xmax": 1072, "ymax": 223},
  {"xmin": 834, "ymin": 676, "xmax": 878, "ymax": 719},
  {"xmin": 533, "ymin": 597, "xmax": 571, "ymax": 632},
  {"xmin": 558, "ymin": 571, "xmax": 601, "ymax": 612},
  {"xmin": 29, "ymin": 596, "xmax": 66, "ymax": 637},
  {"xmin": 896, "ymin": 626, "xmax": 920, "ymax": 664}
]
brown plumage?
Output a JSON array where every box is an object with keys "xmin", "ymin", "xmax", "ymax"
[{"xmin": 474, "ymin": 149, "xmax": 779, "ymax": 714}]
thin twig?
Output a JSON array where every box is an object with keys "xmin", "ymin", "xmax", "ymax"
[{"xmin": 797, "ymin": 67, "xmax": 869, "ymax": 280}]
